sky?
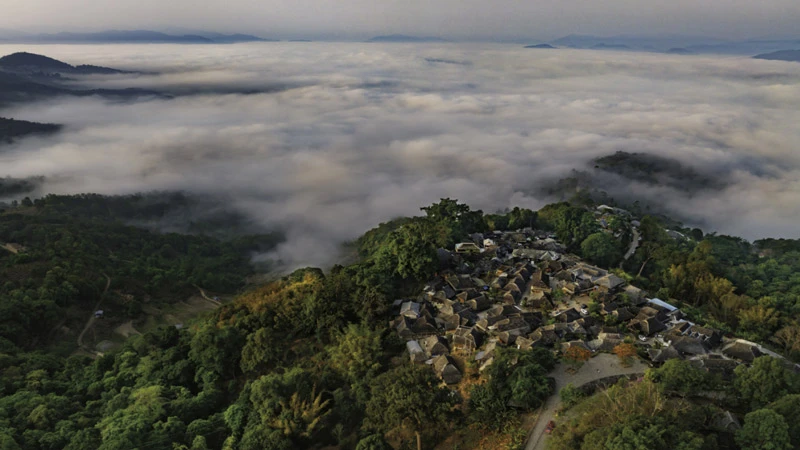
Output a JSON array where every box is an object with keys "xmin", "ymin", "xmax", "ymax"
[
  {"xmin": 1, "ymin": 0, "xmax": 800, "ymax": 40},
  {"xmin": 1, "ymin": 43, "xmax": 799, "ymax": 269}
]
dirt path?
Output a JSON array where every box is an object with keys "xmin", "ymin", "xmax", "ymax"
[
  {"xmin": 77, "ymin": 273, "xmax": 111, "ymax": 351},
  {"xmin": 525, "ymin": 354, "xmax": 647, "ymax": 450},
  {"xmin": 194, "ymin": 285, "xmax": 222, "ymax": 306}
]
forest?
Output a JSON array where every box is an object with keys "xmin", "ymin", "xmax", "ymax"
[{"xmin": 1, "ymin": 194, "xmax": 799, "ymax": 449}]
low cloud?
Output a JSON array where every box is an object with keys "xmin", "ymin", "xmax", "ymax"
[{"xmin": 1, "ymin": 43, "xmax": 799, "ymax": 268}]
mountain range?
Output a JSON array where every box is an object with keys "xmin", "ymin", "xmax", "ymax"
[
  {"xmin": 366, "ymin": 34, "xmax": 449, "ymax": 43},
  {"xmin": 0, "ymin": 29, "xmax": 272, "ymax": 44}
]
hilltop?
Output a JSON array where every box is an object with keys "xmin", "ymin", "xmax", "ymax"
[
  {"xmin": 753, "ymin": 49, "xmax": 800, "ymax": 62},
  {"xmin": 525, "ymin": 43, "xmax": 557, "ymax": 49},
  {"xmin": 367, "ymin": 34, "xmax": 449, "ymax": 43}
]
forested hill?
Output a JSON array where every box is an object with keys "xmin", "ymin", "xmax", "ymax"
[
  {"xmin": 1, "ymin": 196, "xmax": 800, "ymax": 450},
  {"xmin": 0, "ymin": 117, "xmax": 61, "ymax": 144}
]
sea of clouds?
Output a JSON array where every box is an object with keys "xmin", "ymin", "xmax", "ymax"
[{"xmin": 0, "ymin": 43, "xmax": 798, "ymax": 268}]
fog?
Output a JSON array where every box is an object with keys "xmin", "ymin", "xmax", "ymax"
[{"xmin": 1, "ymin": 43, "xmax": 799, "ymax": 267}]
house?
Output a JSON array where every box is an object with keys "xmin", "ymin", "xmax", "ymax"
[
  {"xmin": 691, "ymin": 356, "xmax": 740, "ymax": 380},
  {"xmin": 475, "ymin": 340, "xmax": 498, "ymax": 369},
  {"xmin": 528, "ymin": 328, "xmax": 558, "ymax": 347},
  {"xmin": 525, "ymin": 290, "xmax": 551, "ymax": 309},
  {"xmin": 455, "ymin": 242, "xmax": 481, "ymax": 254},
  {"xmin": 421, "ymin": 335, "xmax": 449, "ymax": 357},
  {"xmin": 721, "ymin": 341, "xmax": 762, "ymax": 363},
  {"xmin": 623, "ymin": 285, "xmax": 645, "ymax": 302},
  {"xmin": 433, "ymin": 355, "xmax": 462, "ymax": 384},
  {"xmin": 689, "ymin": 326, "xmax": 722, "ymax": 347},
  {"xmin": 453, "ymin": 326, "xmax": 484, "ymax": 352},
  {"xmin": 400, "ymin": 301, "xmax": 421, "ymax": 319},
  {"xmin": 631, "ymin": 317, "xmax": 667, "ymax": 336},
  {"xmin": 648, "ymin": 298, "xmax": 679, "ymax": 313},
  {"xmin": 483, "ymin": 238, "xmax": 497, "ymax": 248},
  {"xmin": 668, "ymin": 336, "xmax": 710, "ymax": 356},
  {"xmin": 555, "ymin": 308, "xmax": 582, "ymax": 323},
  {"xmin": 407, "ymin": 340, "xmax": 426, "ymax": 363},
  {"xmin": 647, "ymin": 346, "xmax": 682, "ymax": 363},
  {"xmin": 94, "ymin": 310, "xmax": 104, "ymax": 318},
  {"xmin": 595, "ymin": 274, "xmax": 626, "ymax": 291}
]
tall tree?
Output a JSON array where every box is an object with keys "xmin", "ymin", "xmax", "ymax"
[
  {"xmin": 736, "ymin": 409, "xmax": 791, "ymax": 450},
  {"xmin": 365, "ymin": 365, "xmax": 456, "ymax": 450}
]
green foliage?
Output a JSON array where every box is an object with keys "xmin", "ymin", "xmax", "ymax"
[
  {"xmin": 559, "ymin": 383, "xmax": 586, "ymax": 409},
  {"xmin": 581, "ymin": 232, "xmax": 623, "ymax": 268},
  {"xmin": 548, "ymin": 380, "xmax": 712, "ymax": 450},
  {"xmin": 766, "ymin": 394, "xmax": 800, "ymax": 447},
  {"xmin": 421, "ymin": 198, "xmax": 486, "ymax": 245},
  {"xmin": 364, "ymin": 364, "xmax": 457, "ymax": 437},
  {"xmin": 645, "ymin": 359, "xmax": 710, "ymax": 396},
  {"xmin": 736, "ymin": 409, "xmax": 791, "ymax": 450},
  {"xmin": 468, "ymin": 348, "xmax": 555, "ymax": 429},
  {"xmin": 734, "ymin": 356, "xmax": 800, "ymax": 409},
  {"xmin": 355, "ymin": 434, "xmax": 392, "ymax": 450}
]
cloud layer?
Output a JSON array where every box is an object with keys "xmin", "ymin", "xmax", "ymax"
[{"xmin": 1, "ymin": 43, "xmax": 799, "ymax": 267}]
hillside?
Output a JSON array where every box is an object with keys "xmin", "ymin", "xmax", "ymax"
[
  {"xmin": 0, "ymin": 117, "xmax": 61, "ymax": 144},
  {"xmin": 0, "ymin": 51, "xmax": 127, "ymax": 75},
  {"xmin": 753, "ymin": 49, "xmax": 800, "ymax": 62},
  {"xmin": 0, "ymin": 195, "xmax": 798, "ymax": 449}
]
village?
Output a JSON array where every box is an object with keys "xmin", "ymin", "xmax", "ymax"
[{"xmin": 389, "ymin": 205, "xmax": 778, "ymax": 390}]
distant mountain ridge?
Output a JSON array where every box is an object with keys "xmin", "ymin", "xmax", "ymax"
[
  {"xmin": 0, "ymin": 52, "xmax": 128, "ymax": 75},
  {"xmin": 753, "ymin": 49, "xmax": 800, "ymax": 62},
  {"xmin": 524, "ymin": 44, "xmax": 556, "ymax": 49},
  {"xmin": 1, "ymin": 30, "xmax": 271, "ymax": 44},
  {"xmin": 367, "ymin": 34, "xmax": 449, "ymax": 43}
]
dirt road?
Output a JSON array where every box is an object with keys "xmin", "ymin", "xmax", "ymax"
[
  {"xmin": 525, "ymin": 353, "xmax": 647, "ymax": 450},
  {"xmin": 77, "ymin": 273, "xmax": 111, "ymax": 351}
]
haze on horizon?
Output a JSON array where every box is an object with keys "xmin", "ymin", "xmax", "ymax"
[{"xmin": 1, "ymin": 0, "xmax": 799, "ymax": 41}]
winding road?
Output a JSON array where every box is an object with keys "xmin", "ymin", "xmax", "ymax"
[{"xmin": 525, "ymin": 354, "xmax": 647, "ymax": 450}]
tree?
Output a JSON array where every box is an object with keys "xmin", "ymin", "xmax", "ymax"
[
  {"xmin": 559, "ymin": 383, "xmax": 586, "ymax": 409},
  {"xmin": 355, "ymin": 434, "xmax": 392, "ymax": 450},
  {"xmin": 736, "ymin": 409, "xmax": 791, "ymax": 450},
  {"xmin": 771, "ymin": 325, "xmax": 800, "ymax": 358},
  {"xmin": 327, "ymin": 324, "xmax": 383, "ymax": 383},
  {"xmin": 420, "ymin": 198, "xmax": 485, "ymax": 245},
  {"xmin": 734, "ymin": 356, "xmax": 800, "ymax": 409},
  {"xmin": 581, "ymin": 232, "xmax": 623, "ymax": 268},
  {"xmin": 767, "ymin": 395, "xmax": 800, "ymax": 448},
  {"xmin": 645, "ymin": 359, "xmax": 708, "ymax": 396},
  {"xmin": 365, "ymin": 365, "xmax": 457, "ymax": 450},
  {"xmin": 554, "ymin": 207, "xmax": 599, "ymax": 252},
  {"xmin": 613, "ymin": 344, "xmax": 637, "ymax": 366},
  {"xmin": 563, "ymin": 346, "xmax": 592, "ymax": 369},
  {"xmin": 373, "ymin": 220, "xmax": 439, "ymax": 281}
]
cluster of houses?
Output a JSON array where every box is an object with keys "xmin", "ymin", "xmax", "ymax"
[{"xmin": 390, "ymin": 227, "xmax": 770, "ymax": 385}]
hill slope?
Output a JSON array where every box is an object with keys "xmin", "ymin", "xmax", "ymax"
[{"xmin": 753, "ymin": 49, "xmax": 800, "ymax": 62}]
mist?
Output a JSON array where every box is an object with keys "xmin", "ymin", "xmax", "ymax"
[{"xmin": 1, "ymin": 42, "xmax": 799, "ymax": 268}]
